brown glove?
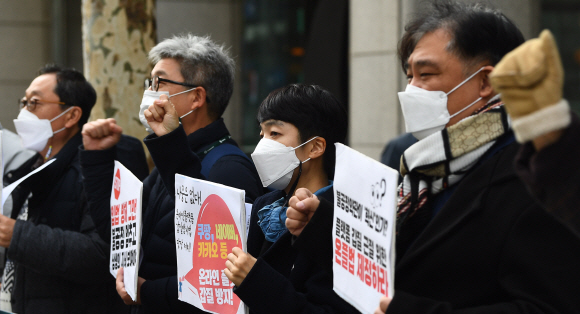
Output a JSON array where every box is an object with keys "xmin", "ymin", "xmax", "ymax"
[{"xmin": 490, "ymin": 29, "xmax": 570, "ymax": 143}]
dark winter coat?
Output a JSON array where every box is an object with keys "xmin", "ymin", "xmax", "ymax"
[
  {"xmin": 5, "ymin": 133, "xmax": 148, "ymax": 314},
  {"xmin": 295, "ymin": 139, "xmax": 580, "ymax": 313},
  {"xmin": 80, "ymin": 119, "xmax": 262, "ymax": 314},
  {"xmin": 515, "ymin": 112, "xmax": 580, "ymax": 236}
]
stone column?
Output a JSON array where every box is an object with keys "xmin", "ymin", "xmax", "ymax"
[
  {"xmin": 349, "ymin": 0, "xmax": 403, "ymax": 160},
  {"xmin": 81, "ymin": 0, "xmax": 156, "ymax": 143}
]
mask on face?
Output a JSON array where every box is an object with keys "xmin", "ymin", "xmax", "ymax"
[
  {"xmin": 398, "ymin": 67, "xmax": 485, "ymax": 140},
  {"xmin": 251, "ymin": 136, "xmax": 318, "ymax": 190},
  {"xmin": 139, "ymin": 87, "xmax": 197, "ymax": 133},
  {"xmin": 13, "ymin": 106, "xmax": 73, "ymax": 152}
]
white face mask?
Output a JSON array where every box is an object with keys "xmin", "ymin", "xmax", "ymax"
[
  {"xmin": 251, "ymin": 136, "xmax": 318, "ymax": 190},
  {"xmin": 398, "ymin": 67, "xmax": 485, "ymax": 140},
  {"xmin": 139, "ymin": 87, "xmax": 197, "ymax": 133},
  {"xmin": 13, "ymin": 106, "xmax": 73, "ymax": 152}
]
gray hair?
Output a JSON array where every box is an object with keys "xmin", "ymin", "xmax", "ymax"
[{"xmin": 149, "ymin": 34, "xmax": 235, "ymax": 119}]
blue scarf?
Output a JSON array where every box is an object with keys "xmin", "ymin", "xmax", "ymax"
[{"xmin": 258, "ymin": 182, "xmax": 333, "ymax": 242}]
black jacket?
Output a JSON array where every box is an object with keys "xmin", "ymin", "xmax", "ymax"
[
  {"xmin": 296, "ymin": 141, "xmax": 580, "ymax": 313},
  {"xmin": 515, "ymin": 113, "xmax": 580, "ymax": 236},
  {"xmin": 5, "ymin": 133, "xmax": 148, "ymax": 314},
  {"xmin": 235, "ymin": 188, "xmax": 358, "ymax": 314},
  {"xmin": 80, "ymin": 119, "xmax": 262, "ymax": 314}
]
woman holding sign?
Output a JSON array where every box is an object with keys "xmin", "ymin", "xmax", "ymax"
[{"xmin": 224, "ymin": 84, "xmax": 358, "ymax": 314}]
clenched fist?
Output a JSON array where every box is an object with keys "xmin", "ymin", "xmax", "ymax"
[
  {"xmin": 82, "ymin": 118, "xmax": 122, "ymax": 151},
  {"xmin": 490, "ymin": 29, "xmax": 570, "ymax": 145}
]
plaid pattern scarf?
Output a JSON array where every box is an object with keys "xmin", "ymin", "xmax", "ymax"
[{"xmin": 396, "ymin": 97, "xmax": 509, "ymax": 249}]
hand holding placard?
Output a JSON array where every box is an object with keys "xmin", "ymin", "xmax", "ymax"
[
  {"xmin": 116, "ymin": 267, "xmax": 145, "ymax": 305},
  {"xmin": 373, "ymin": 296, "xmax": 392, "ymax": 314},
  {"xmin": 286, "ymin": 188, "xmax": 320, "ymax": 237},
  {"xmin": 224, "ymin": 247, "xmax": 257, "ymax": 286}
]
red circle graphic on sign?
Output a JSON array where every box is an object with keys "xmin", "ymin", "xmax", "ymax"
[
  {"xmin": 186, "ymin": 194, "xmax": 242, "ymax": 314},
  {"xmin": 114, "ymin": 169, "xmax": 121, "ymax": 200}
]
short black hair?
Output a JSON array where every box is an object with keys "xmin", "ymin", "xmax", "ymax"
[
  {"xmin": 398, "ymin": 0, "xmax": 525, "ymax": 74},
  {"xmin": 257, "ymin": 84, "xmax": 348, "ymax": 179},
  {"xmin": 38, "ymin": 64, "xmax": 96, "ymax": 127}
]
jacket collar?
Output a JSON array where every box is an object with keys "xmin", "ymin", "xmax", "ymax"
[
  {"xmin": 186, "ymin": 118, "xmax": 230, "ymax": 152},
  {"xmin": 28, "ymin": 132, "xmax": 82, "ymax": 197}
]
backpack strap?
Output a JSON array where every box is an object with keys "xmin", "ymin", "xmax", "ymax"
[{"xmin": 200, "ymin": 143, "xmax": 250, "ymax": 178}]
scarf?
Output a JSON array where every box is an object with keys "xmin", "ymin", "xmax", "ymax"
[
  {"xmin": 258, "ymin": 182, "xmax": 334, "ymax": 242},
  {"xmin": 396, "ymin": 97, "xmax": 509, "ymax": 249}
]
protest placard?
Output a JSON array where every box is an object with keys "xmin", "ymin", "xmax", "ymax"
[
  {"xmin": 332, "ymin": 143, "xmax": 398, "ymax": 314},
  {"xmin": 109, "ymin": 161, "xmax": 143, "ymax": 302},
  {"xmin": 175, "ymin": 174, "xmax": 246, "ymax": 314}
]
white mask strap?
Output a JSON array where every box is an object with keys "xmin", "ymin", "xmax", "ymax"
[
  {"xmin": 446, "ymin": 67, "xmax": 485, "ymax": 96},
  {"xmin": 49, "ymin": 106, "xmax": 73, "ymax": 123},
  {"xmin": 449, "ymin": 97, "xmax": 483, "ymax": 119},
  {"xmin": 179, "ymin": 107, "xmax": 197, "ymax": 120},
  {"xmin": 292, "ymin": 136, "xmax": 319, "ymax": 151},
  {"xmin": 169, "ymin": 87, "xmax": 196, "ymax": 98}
]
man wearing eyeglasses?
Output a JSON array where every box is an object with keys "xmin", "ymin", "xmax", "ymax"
[
  {"xmin": 80, "ymin": 34, "xmax": 263, "ymax": 313},
  {"xmin": 0, "ymin": 65, "xmax": 149, "ymax": 313}
]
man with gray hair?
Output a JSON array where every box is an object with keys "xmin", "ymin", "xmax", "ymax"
[{"xmin": 80, "ymin": 34, "xmax": 263, "ymax": 313}]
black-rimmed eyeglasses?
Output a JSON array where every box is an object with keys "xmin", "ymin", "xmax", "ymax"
[
  {"xmin": 18, "ymin": 98, "xmax": 66, "ymax": 111},
  {"xmin": 144, "ymin": 76, "xmax": 198, "ymax": 92}
]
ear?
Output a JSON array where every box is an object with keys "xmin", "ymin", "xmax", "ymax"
[
  {"xmin": 189, "ymin": 86, "xmax": 208, "ymax": 111},
  {"xmin": 308, "ymin": 137, "xmax": 327, "ymax": 160},
  {"xmin": 64, "ymin": 106, "xmax": 82, "ymax": 128},
  {"xmin": 479, "ymin": 65, "xmax": 495, "ymax": 99}
]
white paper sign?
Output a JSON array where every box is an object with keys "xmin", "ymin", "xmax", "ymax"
[
  {"xmin": 109, "ymin": 161, "xmax": 143, "ymax": 302},
  {"xmin": 1, "ymin": 158, "xmax": 56, "ymax": 215},
  {"xmin": 332, "ymin": 143, "xmax": 398, "ymax": 314},
  {"xmin": 245, "ymin": 203, "xmax": 252, "ymax": 237},
  {"xmin": 175, "ymin": 174, "xmax": 246, "ymax": 314}
]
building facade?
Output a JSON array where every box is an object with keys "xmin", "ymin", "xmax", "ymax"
[{"xmin": 2, "ymin": 0, "xmax": 577, "ymax": 161}]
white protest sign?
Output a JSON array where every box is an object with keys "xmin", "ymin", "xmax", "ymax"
[
  {"xmin": 245, "ymin": 203, "xmax": 252, "ymax": 237},
  {"xmin": 175, "ymin": 174, "xmax": 246, "ymax": 314},
  {"xmin": 332, "ymin": 143, "xmax": 398, "ymax": 314},
  {"xmin": 109, "ymin": 161, "xmax": 143, "ymax": 302},
  {"xmin": 1, "ymin": 158, "xmax": 56, "ymax": 215}
]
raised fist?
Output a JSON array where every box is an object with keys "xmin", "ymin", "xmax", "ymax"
[
  {"xmin": 82, "ymin": 118, "xmax": 122, "ymax": 151},
  {"xmin": 144, "ymin": 94, "xmax": 180, "ymax": 137},
  {"xmin": 490, "ymin": 29, "xmax": 570, "ymax": 143}
]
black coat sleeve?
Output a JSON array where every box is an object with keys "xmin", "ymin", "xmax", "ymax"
[
  {"xmin": 79, "ymin": 146, "xmax": 116, "ymax": 243},
  {"xmin": 143, "ymin": 125, "xmax": 203, "ymax": 198},
  {"xmin": 117, "ymin": 135, "xmax": 150, "ymax": 181},
  {"xmin": 514, "ymin": 112, "xmax": 580, "ymax": 235},
  {"xmin": 7, "ymin": 207, "xmax": 111, "ymax": 284},
  {"xmin": 80, "ymin": 145, "xmax": 156, "ymax": 244},
  {"xmin": 292, "ymin": 198, "xmax": 335, "ymax": 274},
  {"xmin": 387, "ymin": 204, "xmax": 580, "ymax": 314}
]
